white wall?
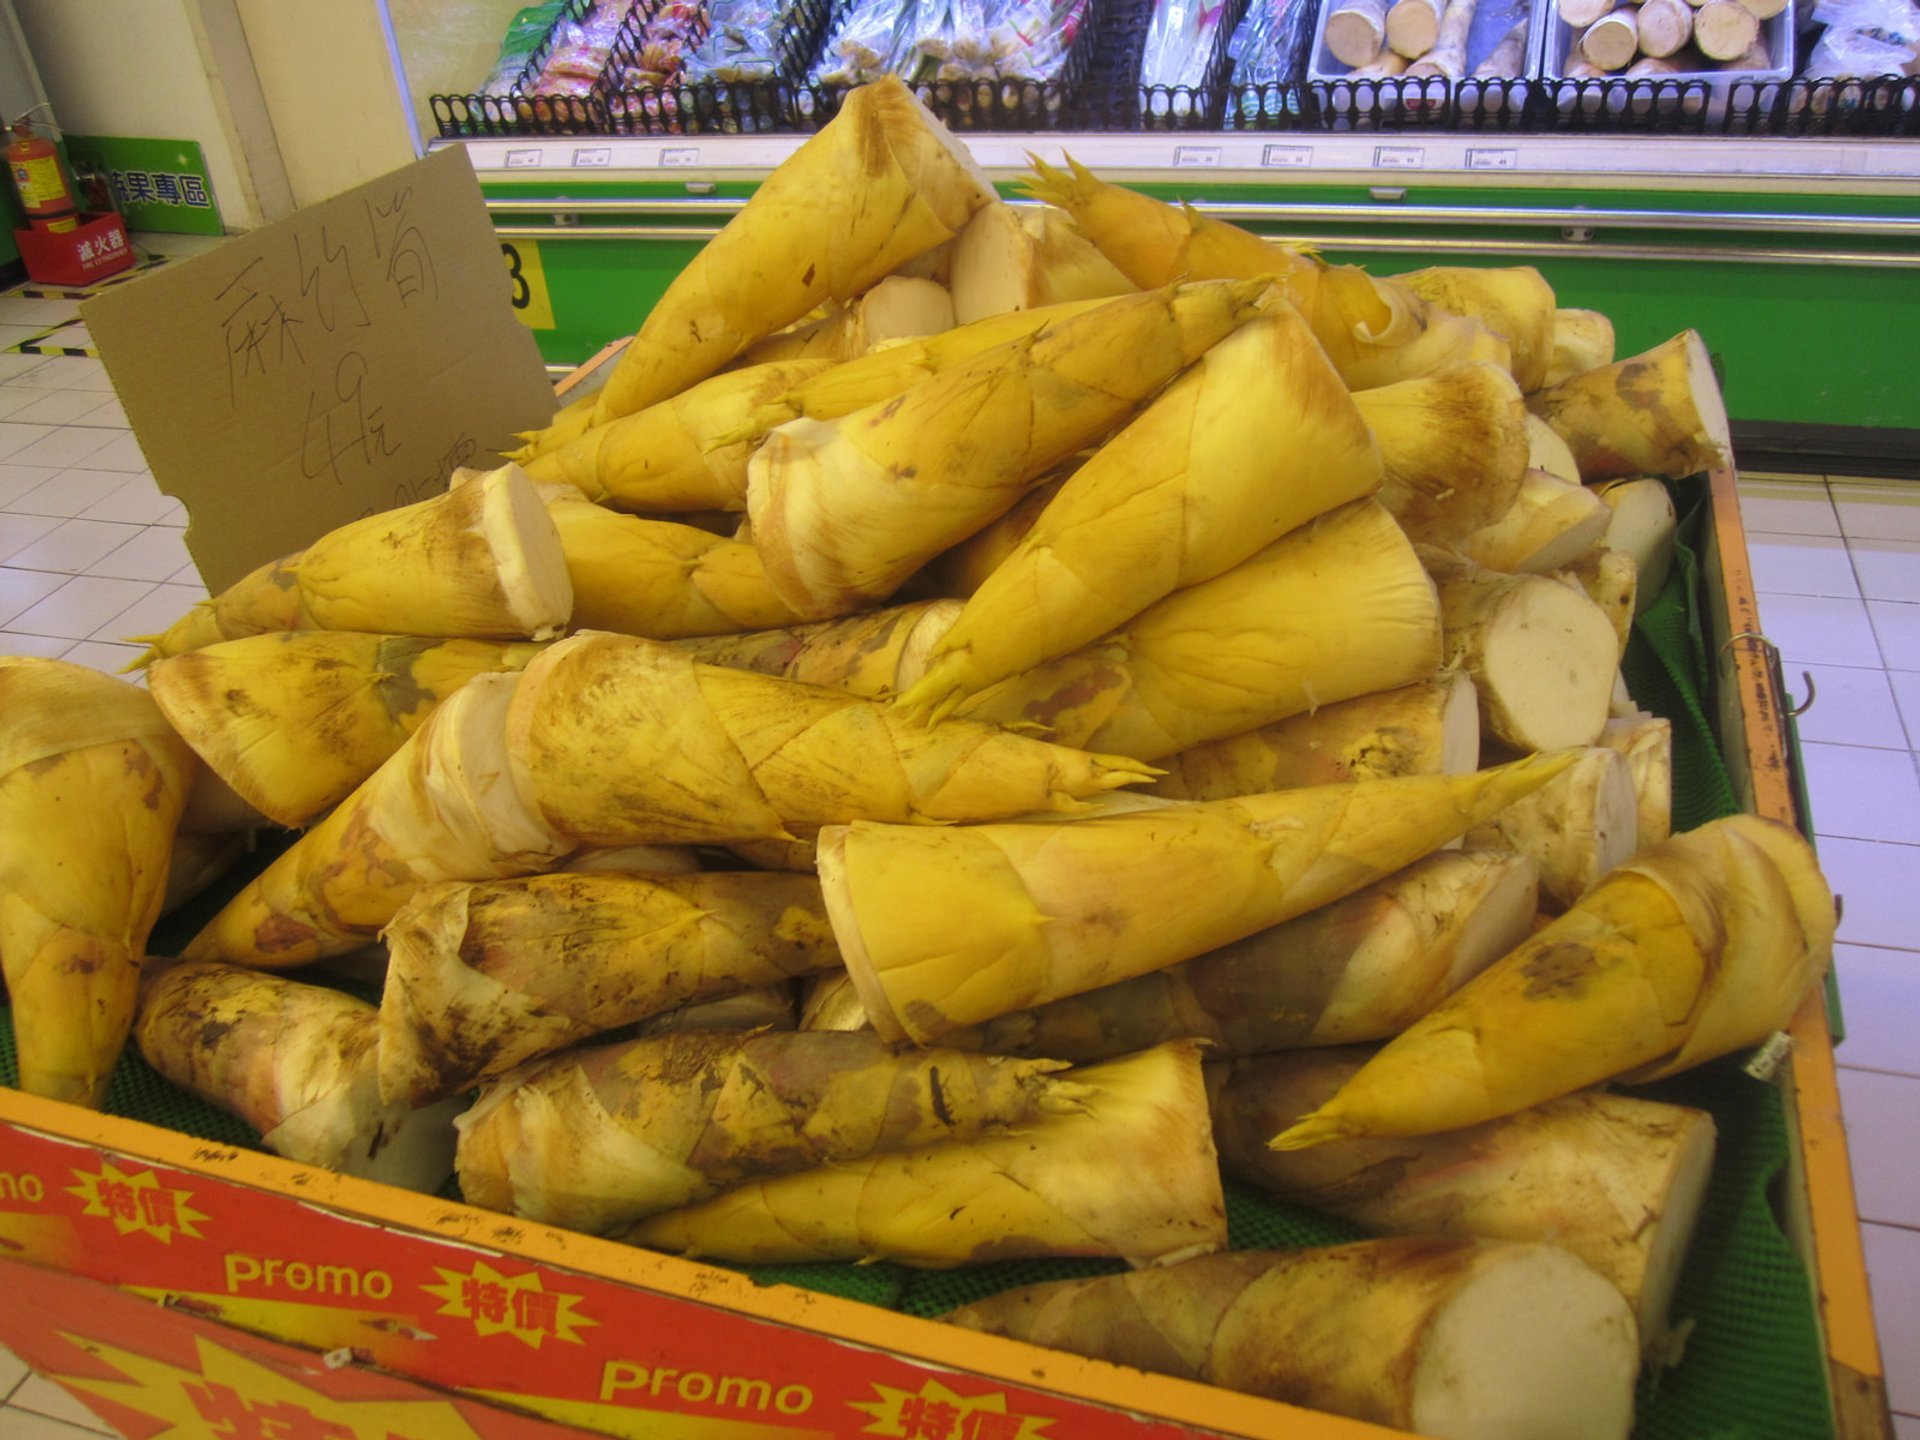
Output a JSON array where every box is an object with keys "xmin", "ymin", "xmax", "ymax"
[
  {"xmin": 11, "ymin": 0, "xmax": 286, "ymax": 230},
  {"xmin": 386, "ymin": 0, "xmax": 529, "ymax": 144},
  {"xmin": 233, "ymin": 0, "xmax": 419, "ymax": 209}
]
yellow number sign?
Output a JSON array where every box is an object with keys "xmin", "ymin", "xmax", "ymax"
[{"xmin": 502, "ymin": 239, "xmax": 555, "ymax": 331}]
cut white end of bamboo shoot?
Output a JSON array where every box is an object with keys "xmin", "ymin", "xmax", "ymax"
[
  {"xmin": 1405, "ymin": 0, "xmax": 1480, "ymax": 76},
  {"xmin": 1327, "ymin": 0, "xmax": 1392, "ymax": 65},
  {"xmin": 1591, "ymin": 477, "xmax": 1679, "ymax": 612},
  {"xmin": 1580, "ymin": 9, "xmax": 1640, "ymax": 70},
  {"xmin": 1544, "ymin": 309, "xmax": 1616, "ymax": 389},
  {"xmin": 1558, "ymin": 0, "xmax": 1616, "ymax": 29},
  {"xmin": 1692, "ymin": 0, "xmax": 1760, "ymax": 59},
  {"xmin": 1467, "ymin": 745, "xmax": 1639, "ymax": 907},
  {"xmin": 1460, "ymin": 468, "xmax": 1613, "ymax": 575},
  {"xmin": 1472, "ymin": 21, "xmax": 1530, "ymax": 76},
  {"xmin": 1637, "ymin": 0, "xmax": 1696, "ymax": 58},
  {"xmin": 1718, "ymin": 33, "xmax": 1773, "ymax": 66},
  {"xmin": 1386, "ymin": 0, "xmax": 1444, "ymax": 57},
  {"xmin": 850, "ymin": 276, "xmax": 956, "ymax": 352},
  {"xmin": 1350, "ymin": 49, "xmax": 1412, "ymax": 76},
  {"xmin": 944, "ymin": 1239, "xmax": 1639, "ymax": 1440},
  {"xmin": 1440, "ymin": 570, "xmax": 1621, "ymax": 752},
  {"xmin": 1600, "ymin": 712, "xmax": 1674, "ymax": 845},
  {"xmin": 1526, "ymin": 413, "xmax": 1583, "ymax": 485}
]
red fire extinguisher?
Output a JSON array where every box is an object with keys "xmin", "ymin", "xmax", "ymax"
[{"xmin": 7, "ymin": 106, "xmax": 79, "ymax": 234}]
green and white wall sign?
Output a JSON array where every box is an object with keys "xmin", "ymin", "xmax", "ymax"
[{"xmin": 62, "ymin": 135, "xmax": 223, "ymax": 236}]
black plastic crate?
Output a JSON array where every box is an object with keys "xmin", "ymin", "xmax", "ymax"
[
  {"xmin": 599, "ymin": 0, "xmax": 831, "ymax": 134},
  {"xmin": 792, "ymin": 0, "xmax": 1109, "ymax": 131},
  {"xmin": 1720, "ymin": 74, "xmax": 1920, "ymax": 134},
  {"xmin": 1112, "ymin": 0, "xmax": 1253, "ymax": 131}
]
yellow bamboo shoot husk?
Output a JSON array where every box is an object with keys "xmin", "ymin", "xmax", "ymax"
[
  {"xmin": 137, "ymin": 961, "xmax": 463, "ymax": 1191},
  {"xmin": 505, "ymin": 631, "xmax": 1157, "ymax": 848},
  {"xmin": 941, "ymin": 1238, "xmax": 1639, "ymax": 1440},
  {"xmin": 1213, "ymin": 1052, "xmax": 1718, "ymax": 1350},
  {"xmin": 378, "ymin": 870, "xmax": 842, "ymax": 1105},
  {"xmin": 455, "ymin": 1029, "xmax": 1087, "ymax": 1233},
  {"xmin": 674, "ymin": 599, "xmax": 963, "ymax": 698},
  {"xmin": 953, "ymin": 499, "xmax": 1443, "ymax": 762},
  {"xmin": 0, "ymin": 658, "xmax": 198, "ymax": 1106},
  {"xmin": 1392, "ymin": 266, "xmax": 1558, "ymax": 391},
  {"xmin": 586, "ymin": 77, "xmax": 994, "ymax": 426},
  {"xmin": 1150, "ymin": 673, "xmax": 1479, "ymax": 799},
  {"xmin": 181, "ymin": 672, "xmax": 571, "ymax": 969},
  {"xmin": 624, "ymin": 1040, "xmax": 1225, "ymax": 1268},
  {"xmin": 522, "ymin": 359, "xmax": 832, "ymax": 512},
  {"xmin": 1271, "ymin": 814, "xmax": 1835, "ymax": 1148},
  {"xmin": 950, "ymin": 849, "xmax": 1538, "ymax": 1063},
  {"xmin": 822, "ymin": 751, "xmax": 1577, "ymax": 1044},
  {"xmin": 541, "ymin": 487, "xmax": 806, "ymax": 639},
  {"xmin": 1527, "ymin": 330, "xmax": 1731, "ymax": 482},
  {"xmin": 1354, "ymin": 361, "xmax": 1531, "ymax": 543},
  {"xmin": 746, "ymin": 279, "xmax": 1272, "ymax": 619},
  {"xmin": 148, "ymin": 632, "xmax": 545, "ymax": 829},
  {"xmin": 895, "ymin": 304, "xmax": 1383, "ymax": 721}
]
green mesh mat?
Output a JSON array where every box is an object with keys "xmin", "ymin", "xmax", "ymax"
[{"xmin": 0, "ymin": 478, "xmax": 1836, "ymax": 1437}]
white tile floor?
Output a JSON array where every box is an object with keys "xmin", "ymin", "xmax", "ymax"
[{"xmin": 0, "ymin": 279, "xmax": 1915, "ymax": 1436}]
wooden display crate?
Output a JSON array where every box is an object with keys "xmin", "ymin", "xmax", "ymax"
[{"xmin": 0, "ymin": 459, "xmax": 1894, "ymax": 1440}]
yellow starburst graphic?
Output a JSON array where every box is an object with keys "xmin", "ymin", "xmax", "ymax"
[
  {"xmin": 420, "ymin": 1260, "xmax": 597, "ymax": 1349},
  {"xmin": 53, "ymin": 1332, "xmax": 487, "ymax": 1440},
  {"xmin": 850, "ymin": 1379, "xmax": 1053, "ymax": 1440},
  {"xmin": 66, "ymin": 1162, "xmax": 208, "ymax": 1244}
]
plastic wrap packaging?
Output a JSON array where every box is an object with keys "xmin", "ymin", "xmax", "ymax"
[
  {"xmin": 809, "ymin": 0, "xmax": 1091, "ymax": 83},
  {"xmin": 683, "ymin": 0, "xmax": 792, "ymax": 80},
  {"xmin": 480, "ymin": 2, "xmax": 574, "ymax": 94},
  {"xmin": 612, "ymin": 0, "xmax": 702, "ymax": 87},
  {"xmin": 1804, "ymin": 0, "xmax": 1920, "ymax": 74},
  {"xmin": 530, "ymin": 0, "xmax": 632, "ymax": 95},
  {"xmin": 1141, "ymin": 0, "xmax": 1231, "ymax": 87},
  {"xmin": 1228, "ymin": 0, "xmax": 1315, "ymax": 83}
]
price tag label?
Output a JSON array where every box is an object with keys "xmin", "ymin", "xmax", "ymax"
[
  {"xmin": 1468, "ymin": 147, "xmax": 1519, "ymax": 171},
  {"xmin": 1263, "ymin": 145, "xmax": 1313, "ymax": 168},
  {"xmin": 505, "ymin": 148, "xmax": 543, "ymax": 168},
  {"xmin": 571, "ymin": 146, "xmax": 612, "ymax": 167},
  {"xmin": 1174, "ymin": 146, "xmax": 1223, "ymax": 168},
  {"xmin": 1374, "ymin": 145, "xmax": 1425, "ymax": 169},
  {"xmin": 660, "ymin": 147, "xmax": 701, "ymax": 167}
]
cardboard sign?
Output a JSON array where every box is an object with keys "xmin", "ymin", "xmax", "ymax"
[{"xmin": 84, "ymin": 145, "xmax": 556, "ymax": 592}]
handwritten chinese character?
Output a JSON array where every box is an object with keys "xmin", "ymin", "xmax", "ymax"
[
  {"xmin": 301, "ymin": 351, "xmax": 399, "ymax": 487},
  {"xmin": 294, "ymin": 224, "xmax": 369, "ymax": 335},
  {"xmin": 366, "ymin": 187, "xmax": 437, "ymax": 307},
  {"xmin": 153, "ymin": 173, "xmax": 182, "ymax": 205},
  {"xmin": 181, "ymin": 174, "xmax": 211, "ymax": 207},
  {"xmin": 216, "ymin": 256, "xmax": 304, "ymax": 404}
]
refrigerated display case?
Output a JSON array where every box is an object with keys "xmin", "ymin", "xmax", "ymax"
[{"xmin": 401, "ymin": 0, "xmax": 1920, "ymax": 472}]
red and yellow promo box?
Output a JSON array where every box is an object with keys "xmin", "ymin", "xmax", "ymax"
[{"xmin": 12, "ymin": 211, "xmax": 137, "ymax": 287}]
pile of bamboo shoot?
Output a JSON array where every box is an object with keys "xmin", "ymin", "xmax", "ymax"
[
  {"xmin": 0, "ymin": 76, "xmax": 1835, "ymax": 1440},
  {"xmin": 1556, "ymin": 0, "xmax": 1781, "ymax": 76},
  {"xmin": 1324, "ymin": 0, "xmax": 1530, "ymax": 82}
]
